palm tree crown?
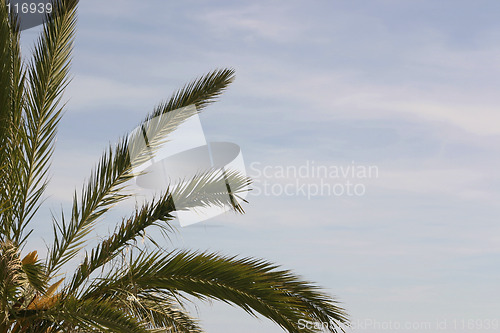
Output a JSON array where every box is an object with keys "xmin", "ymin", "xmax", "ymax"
[{"xmin": 0, "ymin": 1, "xmax": 348, "ymax": 332}]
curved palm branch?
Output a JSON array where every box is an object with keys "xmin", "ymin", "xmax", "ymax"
[{"xmin": 84, "ymin": 250, "xmax": 347, "ymax": 333}]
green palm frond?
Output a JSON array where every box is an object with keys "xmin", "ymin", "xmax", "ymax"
[
  {"xmin": 0, "ymin": 0, "xmax": 22, "ymax": 145},
  {"xmin": 6, "ymin": 0, "xmax": 76, "ymax": 246},
  {"xmin": 86, "ymin": 250, "xmax": 348, "ymax": 333},
  {"xmin": 0, "ymin": 1, "xmax": 24, "ymax": 244},
  {"xmin": 0, "ymin": 1, "xmax": 21, "ymax": 141}
]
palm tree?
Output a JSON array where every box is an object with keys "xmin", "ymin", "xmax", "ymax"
[{"xmin": 0, "ymin": 1, "xmax": 349, "ymax": 332}]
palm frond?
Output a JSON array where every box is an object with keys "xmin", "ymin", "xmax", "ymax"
[
  {"xmin": 0, "ymin": 0, "xmax": 22, "ymax": 145},
  {"xmin": 0, "ymin": 1, "xmax": 25, "ymax": 244},
  {"xmin": 9, "ymin": 0, "xmax": 77, "ymax": 246},
  {"xmin": 47, "ymin": 69, "xmax": 235, "ymax": 277},
  {"xmin": 86, "ymin": 250, "xmax": 348, "ymax": 333},
  {"xmin": 0, "ymin": 0, "xmax": 19, "ymax": 142}
]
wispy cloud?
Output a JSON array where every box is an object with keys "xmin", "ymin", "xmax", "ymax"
[{"xmin": 196, "ymin": 3, "xmax": 307, "ymax": 43}]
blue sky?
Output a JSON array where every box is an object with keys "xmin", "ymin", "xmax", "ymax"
[{"xmin": 21, "ymin": 1, "xmax": 500, "ymax": 332}]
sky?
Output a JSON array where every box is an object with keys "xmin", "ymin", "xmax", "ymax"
[{"xmin": 19, "ymin": 1, "xmax": 500, "ymax": 332}]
